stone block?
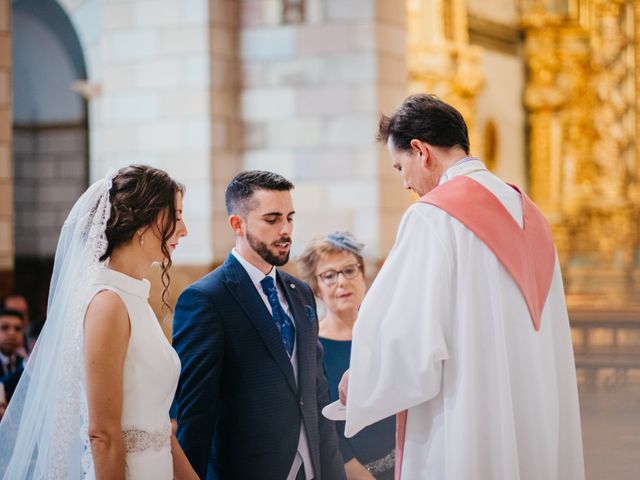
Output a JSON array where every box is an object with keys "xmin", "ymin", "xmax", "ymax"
[
  {"xmin": 240, "ymin": 0, "xmax": 265, "ymax": 27},
  {"xmin": 0, "ymin": 0, "xmax": 9, "ymax": 32},
  {"xmin": 133, "ymin": 1, "xmax": 183, "ymax": 28},
  {"xmin": 241, "ymin": 88, "xmax": 296, "ymax": 121},
  {"xmin": 375, "ymin": 24, "xmax": 406, "ymax": 57},
  {"xmin": 352, "ymin": 85, "xmax": 376, "ymax": 113},
  {"xmin": 184, "ymin": 55, "xmax": 209, "ymax": 87},
  {"xmin": 239, "ymin": 62, "xmax": 264, "ymax": 88},
  {"xmin": 326, "ymin": 0, "xmax": 374, "ymax": 21},
  {"xmin": 136, "ymin": 59, "xmax": 183, "ymax": 89},
  {"xmin": 290, "ymin": 182, "xmax": 327, "ymax": 211},
  {"xmin": 185, "ymin": 118, "xmax": 211, "ymax": 150},
  {"xmin": 211, "ymin": 26, "xmax": 238, "ymax": 58},
  {"xmin": 0, "ymin": 182, "xmax": 11, "ymax": 216},
  {"xmin": 264, "ymin": 118, "xmax": 322, "ymax": 148},
  {"xmin": 211, "ymin": 0, "xmax": 239, "ymax": 28},
  {"xmin": 376, "ymin": 0, "xmax": 406, "ymax": 27},
  {"xmin": 36, "ymin": 130, "xmax": 85, "ymax": 154},
  {"xmin": 296, "ymin": 25, "xmax": 358, "ymax": 56},
  {"xmin": 0, "ymin": 33, "xmax": 10, "ymax": 69},
  {"xmin": 103, "ymin": 64, "xmax": 136, "ymax": 90},
  {"xmin": 241, "ymin": 27, "xmax": 295, "ymax": 61},
  {"xmin": 0, "ymin": 218, "xmax": 12, "ymax": 254},
  {"xmin": 297, "ymin": 85, "xmax": 354, "ymax": 116},
  {"xmin": 243, "ymin": 149, "xmax": 295, "ymax": 178},
  {"xmin": 58, "ymin": 157, "xmax": 87, "ymax": 180},
  {"xmin": 212, "ymin": 57, "xmax": 240, "ymax": 88},
  {"xmin": 0, "ymin": 144, "xmax": 8, "ymax": 179},
  {"xmin": 378, "ymin": 54, "xmax": 407, "ymax": 86},
  {"xmin": 0, "ymin": 69, "xmax": 9, "ymax": 106},
  {"xmin": 102, "ymin": 126, "xmax": 138, "ymax": 153},
  {"xmin": 328, "ymin": 181, "xmax": 376, "ymax": 210},
  {"xmin": 243, "ymin": 122, "xmax": 265, "ymax": 149},
  {"xmin": 211, "ymin": 90, "xmax": 238, "ymax": 117},
  {"xmin": 326, "ymin": 115, "xmax": 377, "ymax": 146},
  {"xmin": 251, "ymin": 0, "xmax": 276, "ymax": 26},
  {"xmin": 323, "ymin": 53, "xmax": 376, "ymax": 84},
  {"xmin": 264, "ymin": 58, "xmax": 325, "ymax": 86},
  {"xmin": 106, "ymin": 92, "xmax": 160, "ymax": 123},
  {"xmin": 160, "ymin": 89, "xmax": 209, "ymax": 118},
  {"xmin": 211, "ymin": 152, "xmax": 242, "ymax": 184},
  {"xmin": 13, "ymin": 184, "xmax": 34, "ymax": 204},
  {"xmin": 108, "ymin": 31, "xmax": 158, "ymax": 62},
  {"xmin": 0, "ymin": 109, "xmax": 10, "ymax": 142},
  {"xmin": 104, "ymin": 3, "xmax": 133, "ymax": 29},
  {"xmin": 183, "ymin": 0, "xmax": 208, "ymax": 25},
  {"xmin": 294, "ymin": 149, "xmax": 355, "ymax": 180},
  {"xmin": 137, "ymin": 122, "xmax": 185, "ymax": 151},
  {"xmin": 161, "ymin": 26, "xmax": 208, "ymax": 55}
]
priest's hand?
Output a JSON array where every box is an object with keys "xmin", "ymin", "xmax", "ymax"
[{"xmin": 338, "ymin": 369, "xmax": 349, "ymax": 405}]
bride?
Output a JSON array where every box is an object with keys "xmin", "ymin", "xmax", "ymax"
[{"xmin": 0, "ymin": 165, "xmax": 198, "ymax": 479}]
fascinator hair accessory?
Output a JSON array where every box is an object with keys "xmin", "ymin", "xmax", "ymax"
[{"xmin": 326, "ymin": 231, "xmax": 365, "ymax": 256}]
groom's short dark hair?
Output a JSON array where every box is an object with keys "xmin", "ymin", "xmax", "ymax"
[{"xmin": 225, "ymin": 170, "xmax": 294, "ymax": 216}]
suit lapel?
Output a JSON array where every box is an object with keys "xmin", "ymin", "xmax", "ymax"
[{"xmin": 222, "ymin": 255, "xmax": 297, "ymax": 393}]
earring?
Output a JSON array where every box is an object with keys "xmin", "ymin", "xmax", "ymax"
[{"xmin": 139, "ymin": 235, "xmax": 144, "ymax": 247}]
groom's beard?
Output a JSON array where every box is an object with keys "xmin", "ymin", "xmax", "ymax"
[{"xmin": 246, "ymin": 230, "xmax": 291, "ymax": 267}]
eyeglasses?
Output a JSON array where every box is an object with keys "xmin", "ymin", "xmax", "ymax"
[{"xmin": 317, "ymin": 263, "xmax": 362, "ymax": 286}]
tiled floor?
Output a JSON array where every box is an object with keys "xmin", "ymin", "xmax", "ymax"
[{"xmin": 579, "ymin": 371, "xmax": 640, "ymax": 480}]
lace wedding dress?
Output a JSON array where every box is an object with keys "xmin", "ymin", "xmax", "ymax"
[
  {"xmin": 0, "ymin": 172, "xmax": 180, "ymax": 480},
  {"xmin": 85, "ymin": 268, "xmax": 180, "ymax": 479}
]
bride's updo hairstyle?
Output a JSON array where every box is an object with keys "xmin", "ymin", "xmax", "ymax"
[{"xmin": 99, "ymin": 165, "xmax": 185, "ymax": 311}]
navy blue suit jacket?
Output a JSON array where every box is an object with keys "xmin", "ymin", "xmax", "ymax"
[{"xmin": 173, "ymin": 254, "xmax": 345, "ymax": 480}]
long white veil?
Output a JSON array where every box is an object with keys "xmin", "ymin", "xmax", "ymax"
[{"xmin": 0, "ymin": 171, "xmax": 115, "ymax": 479}]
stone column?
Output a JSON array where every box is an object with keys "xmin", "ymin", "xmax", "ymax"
[{"xmin": 0, "ymin": 0, "xmax": 13, "ymax": 294}]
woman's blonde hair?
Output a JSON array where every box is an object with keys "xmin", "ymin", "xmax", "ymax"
[{"xmin": 297, "ymin": 231, "xmax": 365, "ymax": 293}]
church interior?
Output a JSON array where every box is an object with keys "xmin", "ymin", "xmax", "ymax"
[{"xmin": 1, "ymin": 0, "xmax": 639, "ymax": 477}]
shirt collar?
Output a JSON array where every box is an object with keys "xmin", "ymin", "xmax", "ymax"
[
  {"xmin": 0, "ymin": 351, "xmax": 13, "ymax": 367},
  {"xmin": 438, "ymin": 156, "xmax": 487, "ymax": 186},
  {"xmin": 231, "ymin": 249, "xmax": 277, "ymax": 288}
]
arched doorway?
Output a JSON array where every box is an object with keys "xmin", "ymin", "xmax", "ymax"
[{"xmin": 12, "ymin": 0, "xmax": 88, "ymax": 325}]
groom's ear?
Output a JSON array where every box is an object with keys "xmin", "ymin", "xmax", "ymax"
[{"xmin": 228, "ymin": 214, "xmax": 245, "ymax": 237}]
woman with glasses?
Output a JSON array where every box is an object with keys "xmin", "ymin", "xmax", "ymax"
[{"xmin": 298, "ymin": 232, "xmax": 395, "ymax": 480}]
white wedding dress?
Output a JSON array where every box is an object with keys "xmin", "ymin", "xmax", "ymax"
[{"xmin": 86, "ymin": 268, "xmax": 180, "ymax": 479}]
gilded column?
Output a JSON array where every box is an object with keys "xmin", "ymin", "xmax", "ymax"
[
  {"xmin": 521, "ymin": 7, "xmax": 564, "ymax": 220},
  {"xmin": 406, "ymin": 0, "xmax": 484, "ymax": 149}
]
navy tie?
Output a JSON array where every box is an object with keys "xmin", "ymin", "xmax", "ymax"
[{"xmin": 260, "ymin": 276, "xmax": 295, "ymax": 356}]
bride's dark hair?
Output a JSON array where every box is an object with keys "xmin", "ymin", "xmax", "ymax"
[{"xmin": 99, "ymin": 165, "xmax": 185, "ymax": 311}]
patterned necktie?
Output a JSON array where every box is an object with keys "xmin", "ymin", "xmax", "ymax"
[{"xmin": 260, "ymin": 275, "xmax": 295, "ymax": 356}]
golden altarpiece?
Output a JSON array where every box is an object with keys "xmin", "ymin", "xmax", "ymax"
[{"xmin": 408, "ymin": 0, "xmax": 640, "ymax": 313}]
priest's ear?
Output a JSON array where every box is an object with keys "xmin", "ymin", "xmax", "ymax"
[{"xmin": 409, "ymin": 139, "xmax": 430, "ymax": 167}]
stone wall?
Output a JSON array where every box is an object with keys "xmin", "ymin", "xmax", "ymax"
[
  {"xmin": 13, "ymin": 125, "xmax": 87, "ymax": 257},
  {"xmin": 59, "ymin": 0, "xmax": 216, "ymax": 266},
  {"xmin": 0, "ymin": 0, "xmax": 12, "ymax": 293},
  {"xmin": 239, "ymin": 0, "xmax": 407, "ymax": 260}
]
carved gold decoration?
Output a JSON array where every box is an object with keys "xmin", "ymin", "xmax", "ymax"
[
  {"xmin": 522, "ymin": 0, "xmax": 640, "ymax": 307},
  {"xmin": 406, "ymin": 0, "xmax": 484, "ymax": 149}
]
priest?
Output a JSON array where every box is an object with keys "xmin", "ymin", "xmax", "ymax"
[{"xmin": 340, "ymin": 94, "xmax": 584, "ymax": 480}]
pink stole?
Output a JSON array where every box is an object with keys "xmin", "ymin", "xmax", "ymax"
[{"xmin": 393, "ymin": 175, "xmax": 555, "ymax": 480}]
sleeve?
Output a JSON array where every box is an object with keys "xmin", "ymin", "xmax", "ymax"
[
  {"xmin": 311, "ymin": 292, "xmax": 347, "ymax": 479},
  {"xmin": 345, "ymin": 206, "xmax": 453, "ymax": 437},
  {"xmin": 172, "ymin": 285, "xmax": 224, "ymax": 479}
]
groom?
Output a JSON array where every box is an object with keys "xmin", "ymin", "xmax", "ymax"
[{"xmin": 173, "ymin": 171, "xmax": 345, "ymax": 480}]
